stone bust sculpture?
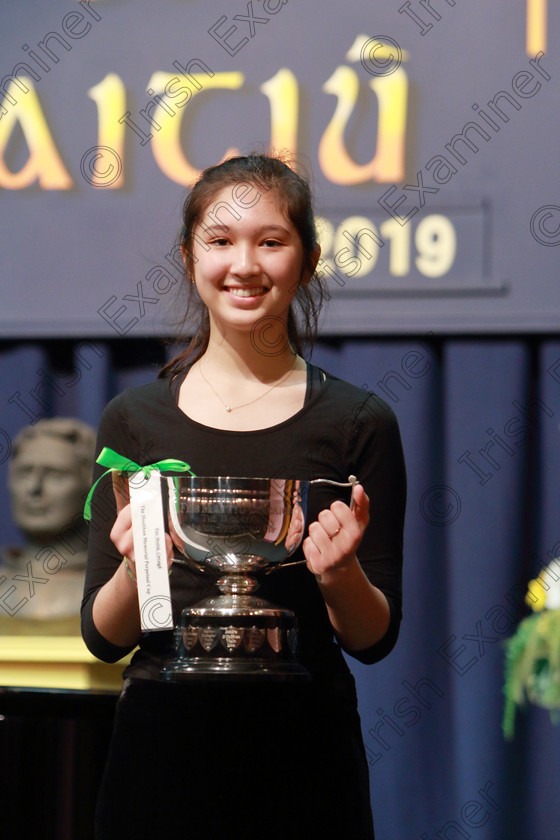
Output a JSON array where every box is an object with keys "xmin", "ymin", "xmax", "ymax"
[{"xmin": 0, "ymin": 418, "xmax": 96, "ymax": 634}]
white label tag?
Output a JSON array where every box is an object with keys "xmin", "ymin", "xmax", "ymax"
[{"xmin": 129, "ymin": 471, "xmax": 174, "ymax": 632}]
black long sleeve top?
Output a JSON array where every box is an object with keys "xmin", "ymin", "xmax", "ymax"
[{"xmin": 81, "ymin": 364, "xmax": 406, "ymax": 683}]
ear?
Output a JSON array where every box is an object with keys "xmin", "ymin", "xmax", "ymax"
[{"xmin": 300, "ymin": 244, "xmax": 321, "ymax": 287}]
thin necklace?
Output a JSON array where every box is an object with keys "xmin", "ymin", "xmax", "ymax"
[{"xmin": 199, "ymin": 355, "xmax": 299, "ymax": 412}]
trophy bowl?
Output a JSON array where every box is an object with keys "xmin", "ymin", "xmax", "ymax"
[{"xmin": 160, "ymin": 476, "xmax": 310, "ymax": 681}]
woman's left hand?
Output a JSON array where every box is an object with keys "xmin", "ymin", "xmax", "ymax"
[{"xmin": 303, "ymin": 484, "xmax": 370, "ymax": 578}]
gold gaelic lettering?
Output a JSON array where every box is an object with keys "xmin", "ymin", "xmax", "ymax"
[
  {"xmin": 87, "ymin": 73, "xmax": 126, "ymax": 188},
  {"xmin": 259, "ymin": 68, "xmax": 298, "ymax": 160},
  {"xmin": 148, "ymin": 71, "xmax": 244, "ymax": 186},
  {"xmin": 526, "ymin": 0, "xmax": 548, "ymax": 56},
  {"xmin": 0, "ymin": 78, "xmax": 73, "ymax": 189},
  {"xmin": 318, "ymin": 63, "xmax": 408, "ymax": 184}
]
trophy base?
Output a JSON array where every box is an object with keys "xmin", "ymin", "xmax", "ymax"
[
  {"xmin": 160, "ymin": 657, "xmax": 310, "ymax": 682},
  {"xmin": 160, "ymin": 594, "xmax": 310, "ymax": 683}
]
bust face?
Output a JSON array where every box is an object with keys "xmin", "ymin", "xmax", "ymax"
[{"xmin": 9, "ymin": 437, "xmax": 87, "ymax": 539}]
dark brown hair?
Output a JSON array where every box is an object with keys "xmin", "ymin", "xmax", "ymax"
[{"xmin": 159, "ymin": 154, "xmax": 325, "ymax": 379}]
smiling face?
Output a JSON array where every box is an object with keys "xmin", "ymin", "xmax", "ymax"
[{"xmin": 191, "ymin": 187, "xmax": 309, "ymax": 338}]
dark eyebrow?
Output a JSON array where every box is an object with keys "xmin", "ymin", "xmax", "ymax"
[
  {"xmin": 197, "ymin": 223, "xmax": 291, "ymax": 238},
  {"xmin": 259, "ymin": 225, "xmax": 290, "ymax": 234},
  {"xmin": 198, "ymin": 224, "xmax": 230, "ymax": 236}
]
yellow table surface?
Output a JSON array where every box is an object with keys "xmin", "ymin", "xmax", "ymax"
[{"xmin": 0, "ymin": 635, "xmax": 132, "ymax": 691}]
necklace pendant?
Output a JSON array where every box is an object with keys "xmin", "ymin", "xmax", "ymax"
[{"xmin": 225, "ymin": 406, "xmax": 232, "ymax": 412}]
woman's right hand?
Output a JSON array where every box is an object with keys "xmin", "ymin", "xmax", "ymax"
[
  {"xmin": 110, "ymin": 503, "xmax": 136, "ymax": 565},
  {"xmin": 109, "ymin": 503, "xmax": 174, "ymax": 579}
]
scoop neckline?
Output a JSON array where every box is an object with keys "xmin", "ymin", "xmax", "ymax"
[{"xmin": 167, "ymin": 362, "xmax": 329, "ymax": 436}]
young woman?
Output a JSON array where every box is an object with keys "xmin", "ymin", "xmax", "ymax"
[{"xmin": 82, "ymin": 155, "xmax": 406, "ymax": 840}]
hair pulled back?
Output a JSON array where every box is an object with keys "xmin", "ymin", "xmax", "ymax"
[{"xmin": 160, "ymin": 154, "xmax": 325, "ymax": 379}]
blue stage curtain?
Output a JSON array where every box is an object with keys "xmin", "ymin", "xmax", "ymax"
[{"xmin": 1, "ymin": 335, "xmax": 559, "ymax": 840}]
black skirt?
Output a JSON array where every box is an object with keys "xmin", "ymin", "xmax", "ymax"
[{"xmin": 95, "ymin": 676, "xmax": 375, "ymax": 840}]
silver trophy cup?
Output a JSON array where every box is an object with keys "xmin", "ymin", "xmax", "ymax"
[{"xmin": 160, "ymin": 475, "xmax": 357, "ymax": 681}]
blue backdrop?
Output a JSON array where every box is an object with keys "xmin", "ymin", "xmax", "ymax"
[{"xmin": 1, "ymin": 335, "xmax": 559, "ymax": 839}]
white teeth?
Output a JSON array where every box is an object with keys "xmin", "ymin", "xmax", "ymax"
[{"xmin": 227, "ymin": 287, "xmax": 266, "ymax": 297}]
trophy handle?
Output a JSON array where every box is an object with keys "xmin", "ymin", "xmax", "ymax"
[
  {"xmin": 268, "ymin": 475, "xmax": 360, "ymax": 572},
  {"xmin": 309, "ymin": 474, "xmax": 359, "ymax": 511}
]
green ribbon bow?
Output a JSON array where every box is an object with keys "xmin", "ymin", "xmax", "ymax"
[{"xmin": 83, "ymin": 446, "xmax": 196, "ymax": 521}]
